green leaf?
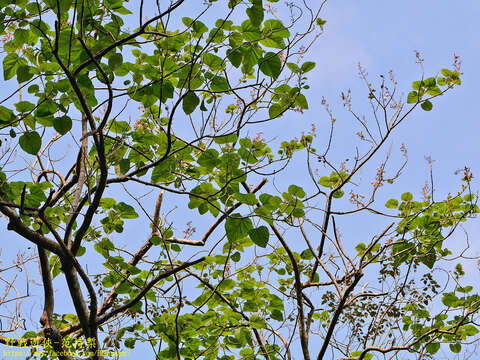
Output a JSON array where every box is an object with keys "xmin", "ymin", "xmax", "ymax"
[
  {"xmin": 0, "ymin": 105, "xmax": 16, "ymax": 124},
  {"xmin": 225, "ymin": 214, "xmax": 253, "ymax": 242},
  {"xmin": 269, "ymin": 104, "xmax": 284, "ymax": 118},
  {"xmin": 427, "ymin": 86, "xmax": 442, "ymax": 96},
  {"xmin": 419, "ymin": 251, "xmax": 436, "ymax": 269},
  {"xmin": 457, "ymin": 285, "xmax": 473, "ymax": 293},
  {"xmin": 150, "ymin": 235, "xmax": 161, "ymax": 245},
  {"xmin": 241, "ymin": 20, "xmax": 261, "ymax": 42},
  {"xmin": 287, "ymin": 62, "xmax": 300, "ymax": 73},
  {"xmin": 437, "ymin": 77, "xmax": 447, "ymax": 86},
  {"xmin": 288, "ymin": 185, "xmax": 306, "ymax": 198},
  {"xmin": 270, "ymin": 309, "xmax": 283, "ymax": 321},
  {"xmin": 450, "ymin": 343, "xmax": 461, "ymax": 353},
  {"xmin": 246, "ymin": 0, "xmax": 264, "ymax": 28},
  {"xmin": 105, "ymin": 0, "xmax": 123, "ymax": 9},
  {"xmin": 219, "ymin": 279, "xmax": 236, "ymax": 291},
  {"xmin": 249, "ymin": 315, "xmax": 267, "ymax": 329},
  {"xmin": 117, "ymin": 202, "xmax": 139, "ymax": 219},
  {"xmin": 53, "ymin": 116, "xmax": 72, "ymax": 135},
  {"xmin": 248, "ymin": 226, "xmax": 269, "ymax": 248},
  {"xmin": 159, "ymin": 81, "xmax": 174, "ymax": 103},
  {"xmin": 441, "ymin": 293, "xmax": 458, "ymax": 307},
  {"xmin": 227, "ymin": 48, "xmax": 243, "ymax": 68},
  {"xmin": 316, "ymin": 18, "xmax": 327, "ymax": 30},
  {"xmin": 301, "ymin": 61, "xmax": 316, "ymax": 73},
  {"xmin": 421, "ymin": 100, "xmax": 433, "ymax": 111},
  {"xmin": 198, "ymin": 149, "xmax": 220, "ymax": 170},
  {"xmin": 114, "ymin": 282, "xmax": 131, "ymax": 294},
  {"xmin": 200, "ymin": 99, "xmax": 208, "ymax": 111},
  {"xmin": 108, "ymin": 53, "xmax": 123, "ymax": 70},
  {"xmin": 36, "ymin": 100, "xmax": 57, "ymax": 117},
  {"xmin": 385, "ymin": 199, "xmax": 399, "ymax": 209},
  {"xmin": 151, "ymin": 158, "xmax": 176, "ymax": 183},
  {"xmin": 214, "ymin": 133, "xmax": 237, "ymax": 144},
  {"xmin": 300, "ymin": 249, "xmax": 314, "ymax": 260},
  {"xmin": 441, "ymin": 68, "xmax": 453, "ymax": 77},
  {"xmin": 115, "ymin": 6, "xmax": 132, "ymax": 15},
  {"xmin": 425, "ymin": 342, "xmax": 440, "ymax": 355},
  {"xmin": 182, "ymin": 91, "xmax": 200, "ymax": 115},
  {"xmin": 401, "ymin": 192, "xmax": 413, "ymax": 202},
  {"xmin": 118, "ymin": 159, "xmax": 130, "ymax": 175},
  {"xmin": 19, "ymin": 131, "xmax": 42, "ymax": 155},
  {"xmin": 241, "ymin": 44, "xmax": 262, "ymax": 73},
  {"xmin": 202, "ymin": 53, "xmax": 224, "ymax": 72},
  {"xmin": 3, "ymin": 53, "xmax": 19, "ymax": 80},
  {"xmin": 407, "ymin": 91, "xmax": 419, "ymax": 104},
  {"xmin": 355, "ymin": 243, "xmax": 366, "ymax": 256},
  {"xmin": 192, "ymin": 20, "xmax": 208, "ymax": 37},
  {"xmin": 48, "ymin": 0, "xmax": 73, "ymax": 12},
  {"xmin": 28, "ymin": 84, "xmax": 39, "ymax": 94},
  {"xmin": 14, "ymin": 101, "xmax": 35, "ymax": 113},
  {"xmin": 22, "ymin": 331, "xmax": 38, "ymax": 339},
  {"xmin": 14, "ymin": 28, "xmax": 30, "ymax": 45},
  {"xmin": 17, "ymin": 65, "xmax": 34, "ymax": 83},
  {"xmin": 318, "ymin": 176, "xmax": 331, "ymax": 187},
  {"xmin": 231, "ymin": 252, "xmax": 241, "ymax": 262},
  {"xmin": 100, "ymin": 198, "xmax": 117, "ymax": 209},
  {"xmin": 261, "ymin": 19, "xmax": 290, "ymax": 49},
  {"xmin": 210, "ymin": 76, "xmax": 229, "ymax": 92},
  {"xmin": 295, "ymin": 94, "xmax": 308, "ymax": 109},
  {"xmin": 291, "ymin": 208, "xmax": 305, "ymax": 217},
  {"xmin": 109, "ymin": 120, "xmax": 131, "ymax": 134},
  {"xmin": 412, "ymin": 80, "xmax": 422, "ymax": 90},
  {"xmin": 423, "ymin": 77, "xmax": 436, "ymax": 88},
  {"xmin": 234, "ymin": 193, "xmax": 258, "ymax": 205},
  {"xmin": 350, "ymin": 352, "xmax": 372, "ymax": 360},
  {"xmin": 207, "ymin": 27, "xmax": 226, "ymax": 43},
  {"xmin": 76, "ymin": 246, "xmax": 86, "ymax": 257},
  {"xmin": 124, "ymin": 338, "xmax": 136, "ymax": 349},
  {"xmin": 259, "ymin": 52, "xmax": 281, "ymax": 79},
  {"xmin": 215, "ymin": 19, "xmax": 234, "ymax": 30},
  {"xmin": 462, "ymin": 325, "xmax": 479, "ymax": 336},
  {"xmin": 332, "ymin": 189, "xmax": 344, "ymax": 198}
]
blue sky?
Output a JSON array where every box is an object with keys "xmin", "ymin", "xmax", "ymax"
[
  {"xmin": 313, "ymin": 0, "xmax": 479, "ymax": 183},
  {"xmin": 308, "ymin": 0, "xmax": 480, "ymax": 263},
  {"xmin": 1, "ymin": 1, "xmax": 479, "ymax": 358}
]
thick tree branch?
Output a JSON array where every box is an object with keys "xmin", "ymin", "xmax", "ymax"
[
  {"xmin": 97, "ymin": 190, "xmax": 165, "ymax": 316},
  {"xmin": 64, "ymin": 114, "xmax": 88, "ymax": 248},
  {"xmin": 38, "ymin": 246, "xmax": 72, "ymax": 360},
  {"xmin": 0, "ymin": 204, "xmax": 62, "ymax": 254},
  {"xmin": 98, "ymin": 257, "xmax": 205, "ymax": 324},
  {"xmin": 316, "ymin": 272, "xmax": 363, "ymax": 360},
  {"xmin": 38, "ymin": 214, "xmax": 98, "ymax": 345}
]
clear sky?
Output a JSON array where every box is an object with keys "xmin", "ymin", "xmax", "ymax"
[
  {"xmin": 0, "ymin": 1, "xmax": 479, "ymax": 359},
  {"xmin": 312, "ymin": 0, "xmax": 479, "ymax": 187},
  {"xmin": 305, "ymin": 0, "xmax": 480, "ymax": 269}
]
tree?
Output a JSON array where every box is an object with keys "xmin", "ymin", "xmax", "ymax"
[{"xmin": 0, "ymin": 0, "xmax": 478, "ymax": 359}]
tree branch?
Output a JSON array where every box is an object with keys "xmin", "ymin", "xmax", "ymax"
[
  {"xmin": 98, "ymin": 257, "xmax": 205, "ymax": 324},
  {"xmin": 0, "ymin": 204, "xmax": 62, "ymax": 255}
]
